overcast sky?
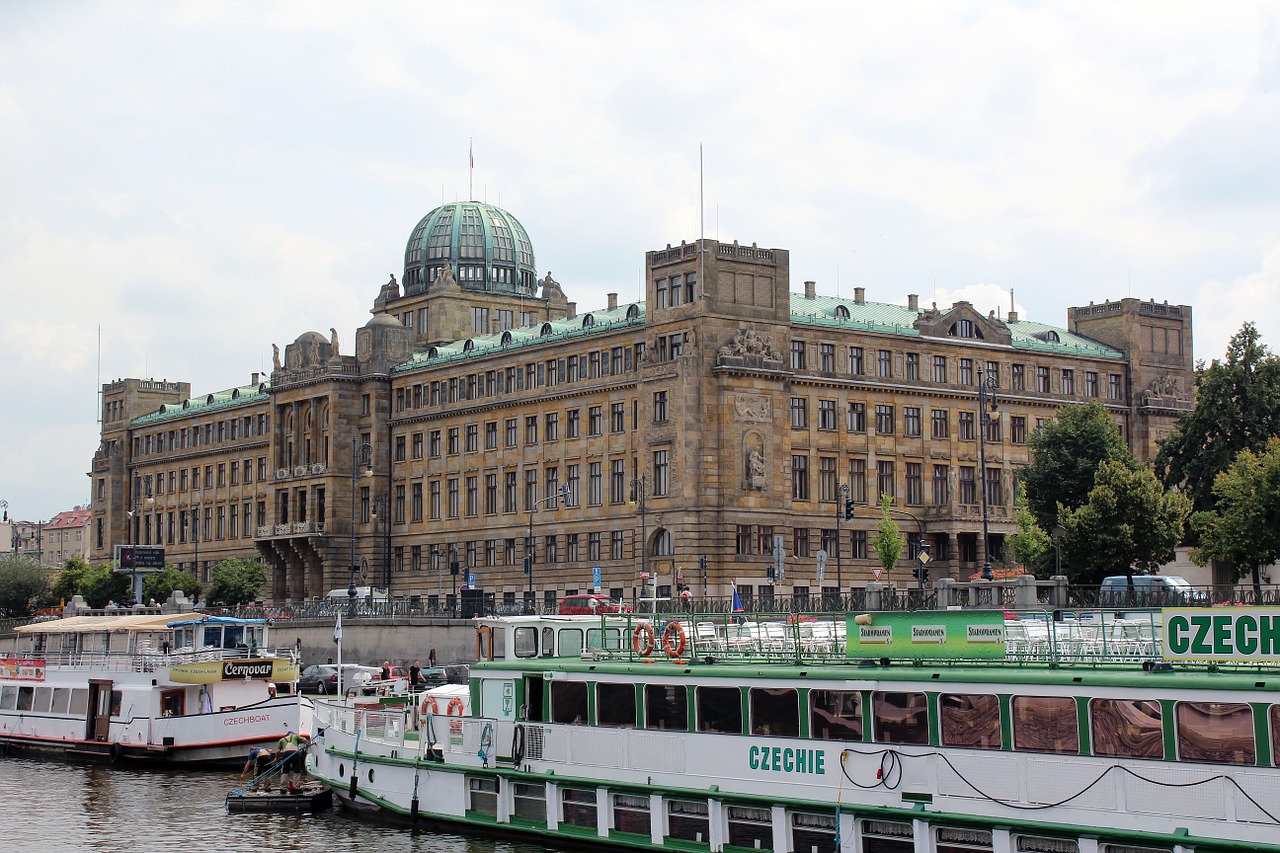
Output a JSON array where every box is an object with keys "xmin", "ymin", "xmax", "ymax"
[{"xmin": 3, "ymin": 1, "xmax": 1279, "ymax": 522}]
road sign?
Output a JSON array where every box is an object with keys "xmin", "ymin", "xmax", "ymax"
[
  {"xmin": 593, "ymin": 566, "xmax": 602, "ymax": 593},
  {"xmin": 773, "ymin": 534, "xmax": 786, "ymax": 580},
  {"xmin": 114, "ymin": 545, "xmax": 165, "ymax": 573},
  {"xmin": 816, "ymin": 549, "xmax": 827, "ymax": 582},
  {"xmin": 872, "ymin": 568, "xmax": 883, "ymax": 581},
  {"xmin": 468, "ymin": 572, "xmax": 476, "ymax": 587}
]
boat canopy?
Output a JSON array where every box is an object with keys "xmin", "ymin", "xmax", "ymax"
[{"xmin": 14, "ymin": 613, "xmax": 179, "ymax": 636}]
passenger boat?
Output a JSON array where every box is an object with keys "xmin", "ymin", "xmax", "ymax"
[
  {"xmin": 0, "ymin": 611, "xmax": 307, "ymax": 766},
  {"xmin": 307, "ymin": 607, "xmax": 1280, "ymax": 852}
]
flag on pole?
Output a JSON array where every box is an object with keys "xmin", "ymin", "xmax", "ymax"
[
  {"xmin": 333, "ymin": 612, "xmax": 342, "ymax": 644},
  {"xmin": 731, "ymin": 585, "xmax": 744, "ymax": 612}
]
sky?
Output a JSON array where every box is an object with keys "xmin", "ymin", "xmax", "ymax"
[{"xmin": 3, "ymin": 1, "xmax": 1280, "ymax": 521}]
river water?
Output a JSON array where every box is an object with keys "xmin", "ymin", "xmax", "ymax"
[{"xmin": 0, "ymin": 756, "xmax": 564, "ymax": 853}]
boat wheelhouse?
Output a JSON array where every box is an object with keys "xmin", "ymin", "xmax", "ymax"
[
  {"xmin": 308, "ymin": 609, "xmax": 1280, "ymax": 852},
  {"xmin": 1, "ymin": 611, "xmax": 306, "ymax": 766}
]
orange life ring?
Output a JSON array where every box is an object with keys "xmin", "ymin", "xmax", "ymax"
[
  {"xmin": 632, "ymin": 623, "xmax": 655, "ymax": 656},
  {"xmin": 422, "ymin": 694, "xmax": 439, "ymax": 715},
  {"xmin": 662, "ymin": 622, "xmax": 687, "ymax": 658},
  {"xmin": 446, "ymin": 697, "xmax": 465, "ymax": 716}
]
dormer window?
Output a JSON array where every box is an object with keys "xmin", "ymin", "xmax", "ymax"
[
  {"xmin": 950, "ymin": 319, "xmax": 983, "ymax": 339},
  {"xmin": 834, "ymin": 305, "xmax": 850, "ymax": 320}
]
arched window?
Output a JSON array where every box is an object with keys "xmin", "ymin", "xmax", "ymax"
[
  {"xmin": 501, "ymin": 331, "xmax": 513, "ymax": 345},
  {"xmin": 463, "ymin": 339, "xmax": 475, "ymax": 352},
  {"xmin": 834, "ymin": 305, "xmax": 850, "ymax": 320},
  {"xmin": 652, "ymin": 528, "xmax": 674, "ymax": 556},
  {"xmin": 582, "ymin": 314, "xmax": 595, "ymax": 327},
  {"xmin": 540, "ymin": 322, "xmax": 554, "ymax": 337},
  {"xmin": 626, "ymin": 304, "xmax": 640, "ymax": 319}
]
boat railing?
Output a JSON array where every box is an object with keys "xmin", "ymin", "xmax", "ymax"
[
  {"xmin": 34, "ymin": 645, "xmax": 292, "ymax": 672},
  {"xmin": 585, "ymin": 610, "xmax": 1171, "ymax": 668}
]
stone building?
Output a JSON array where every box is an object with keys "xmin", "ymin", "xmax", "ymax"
[{"xmin": 87, "ymin": 200, "xmax": 1194, "ymax": 606}]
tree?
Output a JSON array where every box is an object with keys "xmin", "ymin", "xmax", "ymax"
[
  {"xmin": 871, "ymin": 494, "xmax": 904, "ymax": 576},
  {"xmin": 50, "ymin": 555, "xmax": 91, "ymax": 605},
  {"xmin": 78, "ymin": 563, "xmax": 131, "ymax": 609},
  {"xmin": 1156, "ymin": 322, "xmax": 1280, "ymax": 517},
  {"xmin": 142, "ymin": 565, "xmax": 203, "ymax": 606},
  {"xmin": 1020, "ymin": 401, "xmax": 1136, "ymax": 532},
  {"xmin": 1190, "ymin": 436, "xmax": 1280, "ymax": 591},
  {"xmin": 0, "ymin": 553, "xmax": 51, "ymax": 617},
  {"xmin": 1058, "ymin": 460, "xmax": 1191, "ymax": 585},
  {"xmin": 204, "ymin": 557, "xmax": 268, "ymax": 606},
  {"xmin": 1007, "ymin": 482, "xmax": 1052, "ymax": 576}
]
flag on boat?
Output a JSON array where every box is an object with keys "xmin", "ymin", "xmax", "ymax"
[
  {"xmin": 731, "ymin": 586, "xmax": 744, "ymax": 612},
  {"xmin": 333, "ymin": 612, "xmax": 342, "ymax": 644}
]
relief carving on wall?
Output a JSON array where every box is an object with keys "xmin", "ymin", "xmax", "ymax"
[
  {"xmin": 1141, "ymin": 375, "xmax": 1189, "ymax": 404},
  {"xmin": 718, "ymin": 327, "xmax": 782, "ymax": 362},
  {"xmin": 734, "ymin": 393, "xmax": 772, "ymax": 422}
]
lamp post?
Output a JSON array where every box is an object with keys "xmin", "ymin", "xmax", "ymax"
[
  {"xmin": 836, "ymin": 482, "xmax": 850, "ymax": 601},
  {"xmin": 371, "ymin": 491, "xmax": 390, "ymax": 591},
  {"xmin": 449, "ymin": 543, "xmax": 459, "ymax": 618},
  {"xmin": 629, "ymin": 474, "xmax": 649, "ymax": 606},
  {"xmin": 525, "ymin": 484, "xmax": 571, "ymax": 613},
  {"xmin": 350, "ymin": 436, "xmax": 373, "ymax": 616},
  {"xmin": 432, "ymin": 546, "xmax": 442, "ymax": 607},
  {"xmin": 977, "ymin": 367, "xmax": 999, "ymax": 581}
]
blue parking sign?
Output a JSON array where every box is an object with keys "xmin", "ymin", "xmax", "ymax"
[
  {"xmin": 593, "ymin": 566, "xmax": 602, "ymax": 586},
  {"xmin": 468, "ymin": 572, "xmax": 475, "ymax": 587}
]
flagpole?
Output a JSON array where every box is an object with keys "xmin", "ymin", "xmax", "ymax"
[
  {"xmin": 335, "ymin": 612, "xmax": 343, "ymax": 696},
  {"xmin": 469, "ymin": 138, "xmax": 474, "ymax": 201}
]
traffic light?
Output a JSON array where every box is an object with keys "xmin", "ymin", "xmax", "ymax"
[
  {"xmin": 843, "ymin": 499, "xmax": 855, "ymax": 521},
  {"xmin": 450, "ymin": 559, "xmax": 460, "ymax": 576},
  {"xmin": 914, "ymin": 564, "xmax": 928, "ymax": 584}
]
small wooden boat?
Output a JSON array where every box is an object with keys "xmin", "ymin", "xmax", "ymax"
[{"xmin": 226, "ymin": 781, "xmax": 333, "ymax": 813}]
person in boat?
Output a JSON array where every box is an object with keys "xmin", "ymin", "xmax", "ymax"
[
  {"xmin": 243, "ymin": 746, "xmax": 275, "ymax": 780},
  {"xmin": 380, "ymin": 660, "xmax": 392, "ymax": 682},
  {"xmin": 277, "ymin": 731, "xmax": 306, "ymax": 791}
]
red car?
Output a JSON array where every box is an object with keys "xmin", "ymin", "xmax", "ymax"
[{"xmin": 558, "ymin": 594, "xmax": 632, "ymax": 615}]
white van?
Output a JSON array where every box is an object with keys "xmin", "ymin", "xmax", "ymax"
[{"xmin": 325, "ymin": 586, "xmax": 389, "ymax": 602}]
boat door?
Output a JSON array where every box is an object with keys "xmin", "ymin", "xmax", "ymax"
[
  {"xmin": 522, "ymin": 675, "xmax": 545, "ymax": 722},
  {"xmin": 86, "ymin": 679, "xmax": 113, "ymax": 741}
]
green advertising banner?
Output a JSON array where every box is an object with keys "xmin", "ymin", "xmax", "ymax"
[{"xmin": 845, "ymin": 611, "xmax": 1007, "ymax": 660}]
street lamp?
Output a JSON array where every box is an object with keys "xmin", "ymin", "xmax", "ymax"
[
  {"xmin": 350, "ymin": 436, "xmax": 373, "ymax": 616},
  {"xmin": 449, "ymin": 543, "xmax": 459, "ymax": 617},
  {"xmin": 977, "ymin": 366, "xmax": 1000, "ymax": 581},
  {"xmin": 629, "ymin": 474, "xmax": 649, "ymax": 606},
  {"xmin": 432, "ymin": 546, "xmax": 442, "ymax": 607},
  {"xmin": 525, "ymin": 484, "xmax": 571, "ymax": 613},
  {"xmin": 371, "ymin": 491, "xmax": 390, "ymax": 590},
  {"xmin": 836, "ymin": 482, "xmax": 850, "ymax": 601}
]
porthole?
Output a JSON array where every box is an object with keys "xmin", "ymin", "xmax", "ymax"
[{"xmin": 338, "ymin": 762, "xmax": 346, "ymax": 778}]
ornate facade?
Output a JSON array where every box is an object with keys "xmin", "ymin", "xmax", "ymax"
[{"xmin": 88, "ymin": 201, "xmax": 1194, "ymax": 606}]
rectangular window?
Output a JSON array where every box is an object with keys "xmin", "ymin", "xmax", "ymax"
[
  {"xmin": 959, "ymin": 467, "xmax": 976, "ymax": 504},
  {"xmin": 878, "ymin": 349, "xmax": 892, "ymax": 378},
  {"xmin": 653, "ymin": 450, "xmax": 669, "ymax": 497},
  {"xmin": 877, "ymin": 461, "xmax": 895, "ymax": 499},
  {"xmin": 958, "ymin": 411, "xmax": 975, "ymax": 440},
  {"xmin": 611, "ymin": 402, "xmax": 625, "ymax": 433},
  {"xmin": 905, "ymin": 462, "xmax": 923, "ymax": 506},
  {"xmin": 873, "ymin": 691, "xmax": 929, "ymax": 744},
  {"xmin": 932, "ymin": 465, "xmax": 949, "ymax": 505},
  {"xmin": 653, "ymin": 391, "xmax": 668, "ymax": 423},
  {"xmin": 505, "ymin": 418, "xmax": 517, "ymax": 447},
  {"xmin": 849, "ymin": 459, "xmax": 867, "ymax": 503},
  {"xmin": 791, "ymin": 455, "xmax": 809, "ymax": 500},
  {"xmin": 1108, "ymin": 373, "xmax": 1123, "ymax": 400},
  {"xmin": 940, "ymin": 693, "xmax": 1001, "ymax": 749},
  {"xmin": 447, "ymin": 428, "xmax": 459, "ymax": 455},
  {"xmin": 933, "ymin": 355, "xmax": 947, "ymax": 383},
  {"xmin": 1061, "ymin": 369, "xmax": 1074, "ymax": 395},
  {"xmin": 960, "ymin": 358, "xmax": 974, "ymax": 385},
  {"xmin": 817, "ymin": 399, "xmax": 836, "ymax": 430},
  {"xmin": 849, "ymin": 529, "xmax": 867, "ymax": 559},
  {"xmin": 849, "ymin": 346, "xmax": 864, "ymax": 375},
  {"xmin": 790, "ymin": 339, "xmax": 806, "ymax": 370},
  {"xmin": 1086, "ymin": 371, "xmax": 1099, "ymax": 397},
  {"xmin": 1037, "ymin": 366, "xmax": 1051, "ymax": 393},
  {"xmin": 818, "ymin": 456, "xmax": 838, "ymax": 501},
  {"xmin": 820, "ymin": 343, "xmax": 835, "ymax": 372},
  {"xmin": 875, "ymin": 405, "xmax": 894, "ymax": 435},
  {"xmin": 1012, "ymin": 363, "xmax": 1025, "ymax": 391},
  {"xmin": 610, "ymin": 460, "xmax": 626, "ymax": 504},
  {"xmin": 905, "ymin": 352, "xmax": 919, "ymax": 380},
  {"xmin": 484, "ymin": 422, "xmax": 497, "ymax": 450},
  {"xmin": 847, "ymin": 402, "xmax": 866, "ymax": 432},
  {"xmin": 545, "ymin": 413, "xmax": 559, "ymax": 441},
  {"xmin": 525, "ymin": 416, "xmax": 538, "ymax": 445},
  {"xmin": 1011, "ymin": 415, "xmax": 1027, "ymax": 444},
  {"xmin": 931, "ymin": 409, "xmax": 949, "ymax": 439},
  {"xmin": 566, "ymin": 408, "xmax": 580, "ymax": 438},
  {"xmin": 791, "ymin": 397, "xmax": 809, "ymax": 429},
  {"xmin": 466, "ymin": 424, "xmax": 478, "ymax": 452},
  {"xmin": 904, "ymin": 407, "xmax": 921, "ymax": 437}
]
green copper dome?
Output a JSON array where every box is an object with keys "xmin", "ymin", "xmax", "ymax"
[{"xmin": 402, "ymin": 201, "xmax": 537, "ymax": 297}]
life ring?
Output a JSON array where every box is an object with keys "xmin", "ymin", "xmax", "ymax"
[
  {"xmin": 446, "ymin": 697, "xmax": 465, "ymax": 716},
  {"xmin": 632, "ymin": 623, "xmax": 655, "ymax": 656},
  {"xmin": 662, "ymin": 622, "xmax": 688, "ymax": 658},
  {"xmin": 108, "ymin": 742, "xmax": 124, "ymax": 764},
  {"xmin": 421, "ymin": 694, "xmax": 438, "ymax": 716}
]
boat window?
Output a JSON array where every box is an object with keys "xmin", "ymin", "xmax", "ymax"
[
  {"xmin": 873, "ymin": 691, "xmax": 929, "ymax": 745},
  {"xmin": 0, "ymin": 685, "xmax": 15, "ymax": 710},
  {"xmin": 726, "ymin": 805, "xmax": 772, "ymax": 849},
  {"xmin": 33, "ymin": 686, "xmax": 53, "ymax": 713},
  {"xmin": 791, "ymin": 811, "xmax": 838, "ymax": 853},
  {"xmin": 644, "ymin": 683, "xmax": 688, "ymax": 731},
  {"xmin": 613, "ymin": 793, "xmax": 651, "ymax": 836},
  {"xmin": 586, "ymin": 627, "xmax": 624, "ymax": 652},
  {"xmin": 542, "ymin": 627, "xmax": 555, "ymax": 656},
  {"xmin": 513, "ymin": 627, "xmax": 538, "ymax": 658},
  {"xmin": 940, "ymin": 693, "xmax": 1001, "ymax": 749},
  {"xmin": 667, "ymin": 799, "xmax": 710, "ymax": 844},
  {"xmin": 936, "ymin": 825, "xmax": 994, "ymax": 851},
  {"xmin": 1176, "ymin": 702, "xmax": 1254, "ymax": 765},
  {"xmin": 490, "ymin": 627, "xmax": 506, "ymax": 660},
  {"xmin": 596, "ymin": 682, "xmax": 637, "ymax": 728},
  {"xmin": 1015, "ymin": 835, "xmax": 1079, "ymax": 852},
  {"xmin": 696, "ymin": 685, "xmax": 742, "ymax": 734},
  {"xmin": 467, "ymin": 777, "xmax": 498, "ymax": 815},
  {"xmin": 561, "ymin": 787, "xmax": 597, "ymax": 828},
  {"xmin": 110, "ymin": 690, "xmax": 123, "ymax": 717},
  {"xmin": 550, "ymin": 681, "xmax": 588, "ymax": 724},
  {"xmin": 810, "ymin": 689, "xmax": 862, "ymax": 741},
  {"xmin": 1100, "ymin": 846, "xmax": 1172, "ymax": 853},
  {"xmin": 16, "ymin": 686, "xmax": 34, "ymax": 711},
  {"xmin": 750, "ymin": 687, "xmax": 799, "ymax": 737},
  {"xmin": 1090, "ymin": 699, "xmax": 1163, "ymax": 759},
  {"xmin": 1012, "ymin": 696, "xmax": 1078, "ymax": 754},
  {"xmin": 51, "ymin": 687, "xmax": 71, "ymax": 715},
  {"xmin": 1272, "ymin": 705, "xmax": 1280, "ymax": 767},
  {"xmin": 512, "ymin": 782, "xmax": 547, "ymax": 822},
  {"xmin": 556, "ymin": 628, "xmax": 585, "ymax": 656},
  {"xmin": 862, "ymin": 818, "xmax": 914, "ymax": 851},
  {"xmin": 69, "ymin": 688, "xmax": 88, "ymax": 716}
]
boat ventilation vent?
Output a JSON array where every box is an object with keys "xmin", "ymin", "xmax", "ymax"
[{"xmin": 525, "ymin": 726, "xmax": 546, "ymax": 760}]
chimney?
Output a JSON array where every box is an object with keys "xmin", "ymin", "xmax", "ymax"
[
  {"xmin": 1007, "ymin": 310, "xmax": 1018, "ymax": 322},
  {"xmin": 854, "ymin": 287, "xmax": 865, "ymax": 304},
  {"xmin": 251, "ymin": 372, "xmax": 260, "ymax": 385},
  {"xmin": 607, "ymin": 292, "xmax": 618, "ymax": 310},
  {"xmin": 907, "ymin": 294, "xmax": 919, "ymax": 311},
  {"xmin": 804, "ymin": 280, "xmax": 816, "ymax": 299},
  {"xmin": 567, "ymin": 302, "xmax": 577, "ymax": 318}
]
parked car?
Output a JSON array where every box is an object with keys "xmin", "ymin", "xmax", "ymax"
[
  {"xmin": 298, "ymin": 663, "xmax": 381, "ymax": 695},
  {"xmin": 1099, "ymin": 574, "xmax": 1205, "ymax": 605},
  {"xmin": 558, "ymin": 594, "xmax": 633, "ymax": 615}
]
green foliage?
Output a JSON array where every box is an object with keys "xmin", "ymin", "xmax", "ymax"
[
  {"xmin": 1190, "ymin": 436, "xmax": 1280, "ymax": 585},
  {"xmin": 1008, "ymin": 482, "xmax": 1053, "ymax": 576},
  {"xmin": 871, "ymin": 494, "xmax": 904, "ymax": 574},
  {"xmin": 204, "ymin": 557, "xmax": 268, "ymax": 606},
  {"xmin": 1058, "ymin": 460, "xmax": 1191, "ymax": 585},
  {"xmin": 1020, "ymin": 401, "xmax": 1136, "ymax": 532},
  {"xmin": 1156, "ymin": 323, "xmax": 1280, "ymax": 518},
  {"xmin": 78, "ymin": 563, "xmax": 131, "ymax": 609},
  {"xmin": 51, "ymin": 555, "xmax": 91, "ymax": 605},
  {"xmin": 0, "ymin": 553, "xmax": 52, "ymax": 617},
  {"xmin": 142, "ymin": 565, "xmax": 203, "ymax": 606}
]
